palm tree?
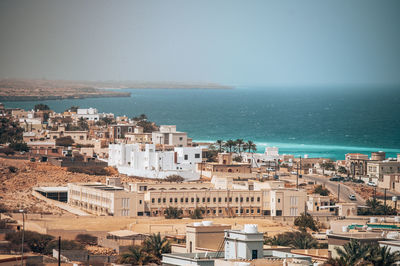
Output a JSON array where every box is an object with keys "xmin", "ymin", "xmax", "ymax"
[
  {"xmin": 118, "ymin": 245, "xmax": 155, "ymax": 265},
  {"xmin": 291, "ymin": 234, "xmax": 318, "ymax": 249},
  {"xmin": 245, "ymin": 140, "xmax": 257, "ymax": 153},
  {"xmin": 323, "ymin": 257, "xmax": 347, "ymax": 266},
  {"xmin": 224, "ymin": 139, "xmax": 236, "ymax": 153},
  {"xmin": 215, "ymin": 140, "xmax": 224, "ymax": 153},
  {"xmin": 366, "ymin": 244, "xmax": 400, "ymax": 266},
  {"xmin": 335, "ymin": 239, "xmax": 369, "ymax": 265},
  {"xmin": 164, "ymin": 207, "xmax": 182, "ymax": 219},
  {"xmin": 235, "ymin": 139, "xmax": 245, "ymax": 153},
  {"xmin": 144, "ymin": 232, "xmax": 171, "ymax": 262}
]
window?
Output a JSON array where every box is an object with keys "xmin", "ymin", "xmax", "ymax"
[
  {"xmin": 218, "ymin": 197, "xmax": 221, "ymax": 202},
  {"xmin": 191, "ymin": 198, "xmax": 194, "ymax": 203},
  {"xmin": 139, "ymin": 200, "xmax": 142, "ymax": 204},
  {"xmin": 158, "ymin": 198, "xmax": 161, "ymax": 203},
  {"xmin": 213, "ymin": 197, "xmax": 216, "ymax": 203},
  {"xmin": 169, "ymin": 198, "xmax": 173, "ymax": 203},
  {"xmin": 207, "ymin": 197, "xmax": 210, "ymax": 203},
  {"xmin": 202, "ymin": 197, "xmax": 205, "ymax": 203},
  {"xmin": 278, "ymin": 198, "xmax": 280, "ymax": 203},
  {"xmin": 163, "ymin": 198, "xmax": 166, "ymax": 203},
  {"xmin": 195, "ymin": 153, "xmax": 200, "ymax": 158},
  {"xmin": 246, "ymin": 197, "xmax": 249, "ymax": 202},
  {"xmin": 179, "ymin": 137, "xmax": 183, "ymax": 141},
  {"xmin": 257, "ymin": 197, "xmax": 260, "ymax": 202},
  {"xmin": 175, "ymin": 198, "xmax": 178, "ymax": 203},
  {"xmin": 181, "ymin": 198, "xmax": 184, "ymax": 203},
  {"xmin": 185, "ymin": 198, "xmax": 188, "ymax": 203},
  {"xmin": 251, "ymin": 197, "xmax": 254, "ymax": 202},
  {"xmin": 184, "ymin": 155, "xmax": 188, "ymax": 160},
  {"xmin": 151, "ymin": 198, "xmax": 155, "ymax": 203}
]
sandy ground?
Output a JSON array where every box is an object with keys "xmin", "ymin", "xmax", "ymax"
[{"xmin": 28, "ymin": 215, "xmax": 295, "ymax": 237}]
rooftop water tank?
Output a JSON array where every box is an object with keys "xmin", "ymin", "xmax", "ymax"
[
  {"xmin": 393, "ymin": 196, "xmax": 398, "ymax": 202},
  {"xmin": 370, "ymin": 217, "xmax": 378, "ymax": 223},
  {"xmin": 193, "ymin": 222, "xmax": 202, "ymax": 227},
  {"xmin": 395, "ymin": 217, "xmax": 400, "ymax": 223},
  {"xmin": 244, "ymin": 224, "xmax": 259, "ymax": 233},
  {"xmin": 202, "ymin": 221, "xmax": 213, "ymax": 226},
  {"xmin": 342, "ymin": 226, "xmax": 349, "ymax": 232},
  {"xmin": 326, "ymin": 230, "xmax": 333, "ymax": 235},
  {"xmin": 387, "ymin": 231, "xmax": 400, "ymax": 239}
]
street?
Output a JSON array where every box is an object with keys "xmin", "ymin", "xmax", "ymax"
[{"xmin": 302, "ymin": 175, "xmax": 366, "ymax": 205}]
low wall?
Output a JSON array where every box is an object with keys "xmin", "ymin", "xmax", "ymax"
[{"xmin": 53, "ymin": 249, "xmax": 117, "ymax": 264}]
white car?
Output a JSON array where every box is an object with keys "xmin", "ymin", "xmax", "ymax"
[
  {"xmin": 291, "ymin": 171, "xmax": 297, "ymax": 175},
  {"xmin": 367, "ymin": 181, "xmax": 377, "ymax": 187}
]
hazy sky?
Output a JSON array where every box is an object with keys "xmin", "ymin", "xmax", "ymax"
[{"xmin": 1, "ymin": 0, "xmax": 400, "ymax": 87}]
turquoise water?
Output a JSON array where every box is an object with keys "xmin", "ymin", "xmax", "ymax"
[{"xmin": 3, "ymin": 87, "xmax": 400, "ymax": 160}]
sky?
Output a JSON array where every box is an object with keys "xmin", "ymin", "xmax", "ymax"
[{"xmin": 0, "ymin": 0, "xmax": 400, "ymax": 87}]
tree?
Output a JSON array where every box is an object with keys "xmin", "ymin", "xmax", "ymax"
[
  {"xmin": 77, "ymin": 117, "xmax": 89, "ymax": 131},
  {"xmin": 233, "ymin": 155, "xmax": 243, "ymax": 163},
  {"xmin": 215, "ymin": 140, "xmax": 224, "ymax": 153},
  {"xmin": 313, "ymin": 185, "xmax": 330, "ymax": 196},
  {"xmin": 143, "ymin": 232, "xmax": 171, "ymax": 262},
  {"xmin": 66, "ymin": 106, "xmax": 79, "ymax": 112},
  {"xmin": 164, "ymin": 207, "xmax": 182, "ymax": 219},
  {"xmin": 244, "ymin": 140, "xmax": 257, "ymax": 153},
  {"xmin": 264, "ymin": 231, "xmax": 318, "ymax": 249},
  {"xmin": 358, "ymin": 198, "xmax": 397, "ymax": 216},
  {"xmin": 34, "ymin": 104, "xmax": 50, "ymax": 111},
  {"xmin": 118, "ymin": 245, "xmax": 155, "ymax": 265},
  {"xmin": 224, "ymin": 139, "xmax": 236, "ymax": 153},
  {"xmin": 43, "ymin": 239, "xmax": 84, "ymax": 255},
  {"xmin": 235, "ymin": 139, "xmax": 245, "ymax": 153},
  {"xmin": 6, "ymin": 231, "xmax": 54, "ymax": 254},
  {"xmin": 190, "ymin": 208, "xmax": 203, "ymax": 219},
  {"xmin": 165, "ymin": 175, "xmax": 184, "ymax": 182},
  {"xmin": 366, "ymin": 244, "xmax": 400, "ymax": 266},
  {"xmin": 9, "ymin": 141, "xmax": 29, "ymax": 152},
  {"xmin": 56, "ymin": 136, "xmax": 74, "ymax": 147},
  {"xmin": 338, "ymin": 166, "xmax": 347, "ymax": 174},
  {"xmin": 294, "ymin": 213, "xmax": 318, "ymax": 232},
  {"xmin": 321, "ymin": 162, "xmax": 336, "ymax": 171},
  {"xmin": 335, "ymin": 239, "xmax": 369, "ymax": 266},
  {"xmin": 75, "ymin": 234, "xmax": 97, "ymax": 245},
  {"xmin": 0, "ymin": 117, "xmax": 24, "ymax": 144},
  {"xmin": 0, "ymin": 147, "xmax": 15, "ymax": 156}
]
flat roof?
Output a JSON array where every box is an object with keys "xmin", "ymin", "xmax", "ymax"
[{"xmin": 34, "ymin": 186, "xmax": 68, "ymax": 193}]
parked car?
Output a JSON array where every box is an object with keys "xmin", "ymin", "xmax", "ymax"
[
  {"xmin": 349, "ymin": 194, "xmax": 356, "ymax": 201},
  {"xmin": 330, "ymin": 176, "xmax": 344, "ymax": 182},
  {"xmin": 353, "ymin": 179, "xmax": 365, "ymax": 184},
  {"xmin": 367, "ymin": 181, "xmax": 377, "ymax": 187},
  {"xmin": 291, "ymin": 171, "xmax": 297, "ymax": 175}
]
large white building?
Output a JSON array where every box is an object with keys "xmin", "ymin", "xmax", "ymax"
[
  {"xmin": 108, "ymin": 143, "xmax": 202, "ymax": 180},
  {"xmin": 74, "ymin": 108, "xmax": 114, "ymax": 121}
]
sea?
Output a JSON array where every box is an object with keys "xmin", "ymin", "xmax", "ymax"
[{"xmin": 3, "ymin": 87, "xmax": 400, "ymax": 160}]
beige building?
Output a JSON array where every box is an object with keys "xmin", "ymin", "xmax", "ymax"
[
  {"xmin": 345, "ymin": 153, "xmax": 369, "ymax": 176},
  {"xmin": 198, "ymin": 153, "xmax": 253, "ymax": 179},
  {"xmin": 368, "ymin": 161, "xmax": 400, "ymax": 180},
  {"xmin": 68, "ymin": 177, "xmax": 307, "ymax": 217},
  {"xmin": 152, "ymin": 125, "xmax": 189, "ymax": 147},
  {"xmin": 68, "ymin": 178, "xmax": 145, "ymax": 216},
  {"xmin": 171, "ymin": 221, "xmax": 231, "ymax": 253},
  {"xmin": 63, "ymin": 131, "xmax": 89, "ymax": 144},
  {"xmin": 307, "ymin": 194, "xmax": 334, "ymax": 213},
  {"xmin": 379, "ymin": 174, "xmax": 400, "ymax": 192}
]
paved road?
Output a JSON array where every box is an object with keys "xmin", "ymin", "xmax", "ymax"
[{"xmin": 302, "ymin": 175, "xmax": 366, "ymax": 205}]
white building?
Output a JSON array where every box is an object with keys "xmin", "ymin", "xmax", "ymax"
[
  {"xmin": 108, "ymin": 143, "xmax": 202, "ymax": 180},
  {"xmin": 74, "ymin": 108, "xmax": 113, "ymax": 121},
  {"xmin": 241, "ymin": 146, "xmax": 281, "ymax": 168}
]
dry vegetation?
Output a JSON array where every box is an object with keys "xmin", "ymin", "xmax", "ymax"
[{"xmin": 0, "ymin": 158, "xmax": 136, "ymax": 214}]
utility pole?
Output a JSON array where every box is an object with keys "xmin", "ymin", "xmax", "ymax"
[
  {"xmin": 338, "ymin": 184, "xmax": 341, "ymax": 203},
  {"xmin": 384, "ymin": 188, "xmax": 387, "ymax": 216},
  {"xmin": 296, "ymin": 161, "xmax": 299, "ymax": 189},
  {"xmin": 19, "ymin": 210, "xmax": 25, "ymax": 266},
  {"xmin": 58, "ymin": 236, "xmax": 61, "ymax": 266}
]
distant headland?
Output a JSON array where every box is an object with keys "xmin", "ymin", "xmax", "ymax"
[{"xmin": 0, "ymin": 79, "xmax": 233, "ymax": 101}]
